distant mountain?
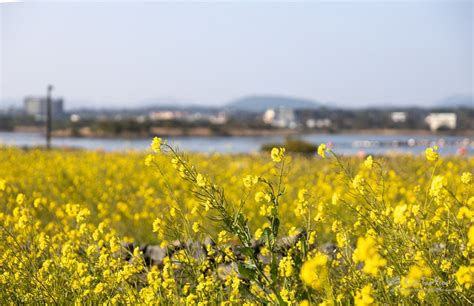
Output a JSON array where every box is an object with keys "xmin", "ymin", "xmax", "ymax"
[
  {"xmin": 225, "ymin": 95, "xmax": 321, "ymax": 112},
  {"xmin": 137, "ymin": 97, "xmax": 191, "ymax": 108},
  {"xmin": 433, "ymin": 95, "xmax": 473, "ymax": 108}
]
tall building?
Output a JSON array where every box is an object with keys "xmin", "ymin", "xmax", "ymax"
[{"xmin": 24, "ymin": 96, "xmax": 64, "ymax": 121}]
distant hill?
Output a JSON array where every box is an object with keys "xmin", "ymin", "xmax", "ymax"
[
  {"xmin": 225, "ymin": 95, "xmax": 321, "ymax": 112},
  {"xmin": 434, "ymin": 95, "xmax": 473, "ymax": 108}
]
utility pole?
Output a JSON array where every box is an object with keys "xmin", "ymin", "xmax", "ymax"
[{"xmin": 46, "ymin": 84, "xmax": 53, "ymax": 149}]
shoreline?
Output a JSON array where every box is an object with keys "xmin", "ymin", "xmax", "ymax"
[{"xmin": 5, "ymin": 126, "xmax": 474, "ymax": 139}]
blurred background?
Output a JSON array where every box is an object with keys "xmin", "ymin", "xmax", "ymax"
[{"xmin": 0, "ymin": 1, "xmax": 472, "ymax": 155}]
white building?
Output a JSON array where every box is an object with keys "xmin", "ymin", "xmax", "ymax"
[
  {"xmin": 209, "ymin": 112, "xmax": 228, "ymax": 125},
  {"xmin": 263, "ymin": 107, "xmax": 298, "ymax": 128},
  {"xmin": 425, "ymin": 113, "xmax": 457, "ymax": 131},
  {"xmin": 149, "ymin": 111, "xmax": 186, "ymax": 121},
  {"xmin": 306, "ymin": 118, "xmax": 331, "ymax": 129},
  {"xmin": 391, "ymin": 112, "xmax": 407, "ymax": 123}
]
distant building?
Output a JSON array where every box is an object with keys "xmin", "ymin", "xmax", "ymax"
[
  {"xmin": 149, "ymin": 111, "xmax": 179, "ymax": 121},
  {"xmin": 391, "ymin": 112, "xmax": 407, "ymax": 123},
  {"xmin": 70, "ymin": 114, "xmax": 81, "ymax": 122},
  {"xmin": 306, "ymin": 118, "xmax": 331, "ymax": 129},
  {"xmin": 263, "ymin": 107, "xmax": 298, "ymax": 128},
  {"xmin": 262, "ymin": 109, "xmax": 276, "ymax": 124},
  {"xmin": 425, "ymin": 113, "xmax": 457, "ymax": 131},
  {"xmin": 209, "ymin": 112, "xmax": 228, "ymax": 125},
  {"xmin": 24, "ymin": 96, "xmax": 64, "ymax": 121}
]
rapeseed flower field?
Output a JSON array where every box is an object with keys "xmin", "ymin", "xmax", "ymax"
[{"xmin": 0, "ymin": 139, "xmax": 472, "ymax": 304}]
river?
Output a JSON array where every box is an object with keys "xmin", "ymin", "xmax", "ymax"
[{"xmin": 0, "ymin": 131, "xmax": 472, "ymax": 156}]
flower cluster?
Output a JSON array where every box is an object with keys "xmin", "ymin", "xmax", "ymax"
[{"xmin": 0, "ymin": 143, "xmax": 472, "ymax": 304}]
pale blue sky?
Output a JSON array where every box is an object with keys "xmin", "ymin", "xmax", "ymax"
[{"xmin": 1, "ymin": 1, "xmax": 472, "ymax": 109}]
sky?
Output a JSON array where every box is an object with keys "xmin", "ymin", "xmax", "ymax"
[{"xmin": 0, "ymin": 1, "xmax": 472, "ymax": 109}]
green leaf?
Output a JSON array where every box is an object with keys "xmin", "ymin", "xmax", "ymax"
[
  {"xmin": 301, "ymin": 234, "xmax": 308, "ymax": 257},
  {"xmin": 270, "ymin": 253, "xmax": 278, "ymax": 283},
  {"xmin": 238, "ymin": 246, "xmax": 255, "ymax": 258},
  {"xmin": 238, "ymin": 262, "xmax": 257, "ymax": 280},
  {"xmin": 272, "ymin": 217, "xmax": 280, "ymax": 238},
  {"xmin": 263, "ymin": 227, "xmax": 274, "ymax": 248},
  {"xmin": 237, "ymin": 212, "xmax": 248, "ymax": 226}
]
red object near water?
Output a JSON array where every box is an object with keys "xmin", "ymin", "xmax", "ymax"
[{"xmin": 457, "ymin": 147, "xmax": 467, "ymax": 156}]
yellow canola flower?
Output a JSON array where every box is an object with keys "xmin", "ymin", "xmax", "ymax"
[
  {"xmin": 280, "ymin": 287, "xmax": 296, "ymax": 304},
  {"xmin": 271, "ymin": 147, "xmax": 285, "ymax": 162},
  {"xmin": 354, "ymin": 284, "xmax": 374, "ymax": 306},
  {"xmin": 192, "ymin": 221, "xmax": 201, "ymax": 233},
  {"xmin": 364, "ymin": 155, "xmax": 373, "ymax": 169},
  {"xmin": 393, "ymin": 204, "xmax": 408, "ymax": 225},
  {"xmin": 144, "ymin": 154, "xmax": 154, "ymax": 167},
  {"xmin": 298, "ymin": 188, "xmax": 308, "ymax": 202},
  {"xmin": 33, "ymin": 198, "xmax": 41, "ymax": 208},
  {"xmin": 429, "ymin": 175, "xmax": 447, "ymax": 198},
  {"xmin": 94, "ymin": 282, "xmax": 105, "ymax": 294},
  {"xmin": 151, "ymin": 137, "xmax": 162, "ymax": 153},
  {"xmin": 425, "ymin": 146, "xmax": 438, "ymax": 162},
  {"xmin": 352, "ymin": 174, "xmax": 366, "ymax": 194},
  {"xmin": 170, "ymin": 208, "xmax": 180, "ymax": 220},
  {"xmin": 352, "ymin": 235, "xmax": 387, "ymax": 276},
  {"xmin": 299, "ymin": 300, "xmax": 310, "ymax": 306},
  {"xmin": 243, "ymin": 175, "xmax": 259, "ymax": 188},
  {"xmin": 400, "ymin": 260, "xmax": 432, "ymax": 296},
  {"xmin": 457, "ymin": 206, "xmax": 473, "ymax": 220},
  {"xmin": 259, "ymin": 204, "xmax": 272, "ymax": 217},
  {"xmin": 186, "ymin": 293, "xmax": 198, "ymax": 304},
  {"xmin": 171, "ymin": 157, "xmax": 180, "ymax": 168},
  {"xmin": 255, "ymin": 191, "xmax": 271, "ymax": 203},
  {"xmin": 152, "ymin": 218, "xmax": 163, "ymax": 233},
  {"xmin": 76, "ymin": 207, "xmax": 90, "ymax": 224},
  {"xmin": 317, "ymin": 143, "xmax": 327, "ymax": 158},
  {"xmin": 288, "ymin": 226, "xmax": 299, "ymax": 237},
  {"xmin": 217, "ymin": 230, "xmax": 230, "ymax": 244},
  {"xmin": 461, "ymin": 172, "xmax": 472, "ymax": 185},
  {"xmin": 16, "ymin": 193, "xmax": 25, "ymax": 205},
  {"xmin": 300, "ymin": 252, "xmax": 328, "ymax": 290},
  {"xmin": 196, "ymin": 173, "xmax": 207, "ymax": 188},
  {"xmin": 440, "ymin": 259, "xmax": 452, "ymax": 272},
  {"xmin": 468, "ymin": 226, "xmax": 474, "ymax": 251},
  {"xmin": 0, "ymin": 179, "xmax": 6, "ymax": 191},
  {"xmin": 336, "ymin": 232, "xmax": 347, "ymax": 248},
  {"xmin": 455, "ymin": 265, "xmax": 474, "ymax": 289},
  {"xmin": 279, "ymin": 256, "xmax": 294, "ymax": 277}
]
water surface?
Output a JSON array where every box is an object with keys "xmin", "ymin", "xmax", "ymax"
[{"xmin": 0, "ymin": 131, "xmax": 472, "ymax": 156}]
